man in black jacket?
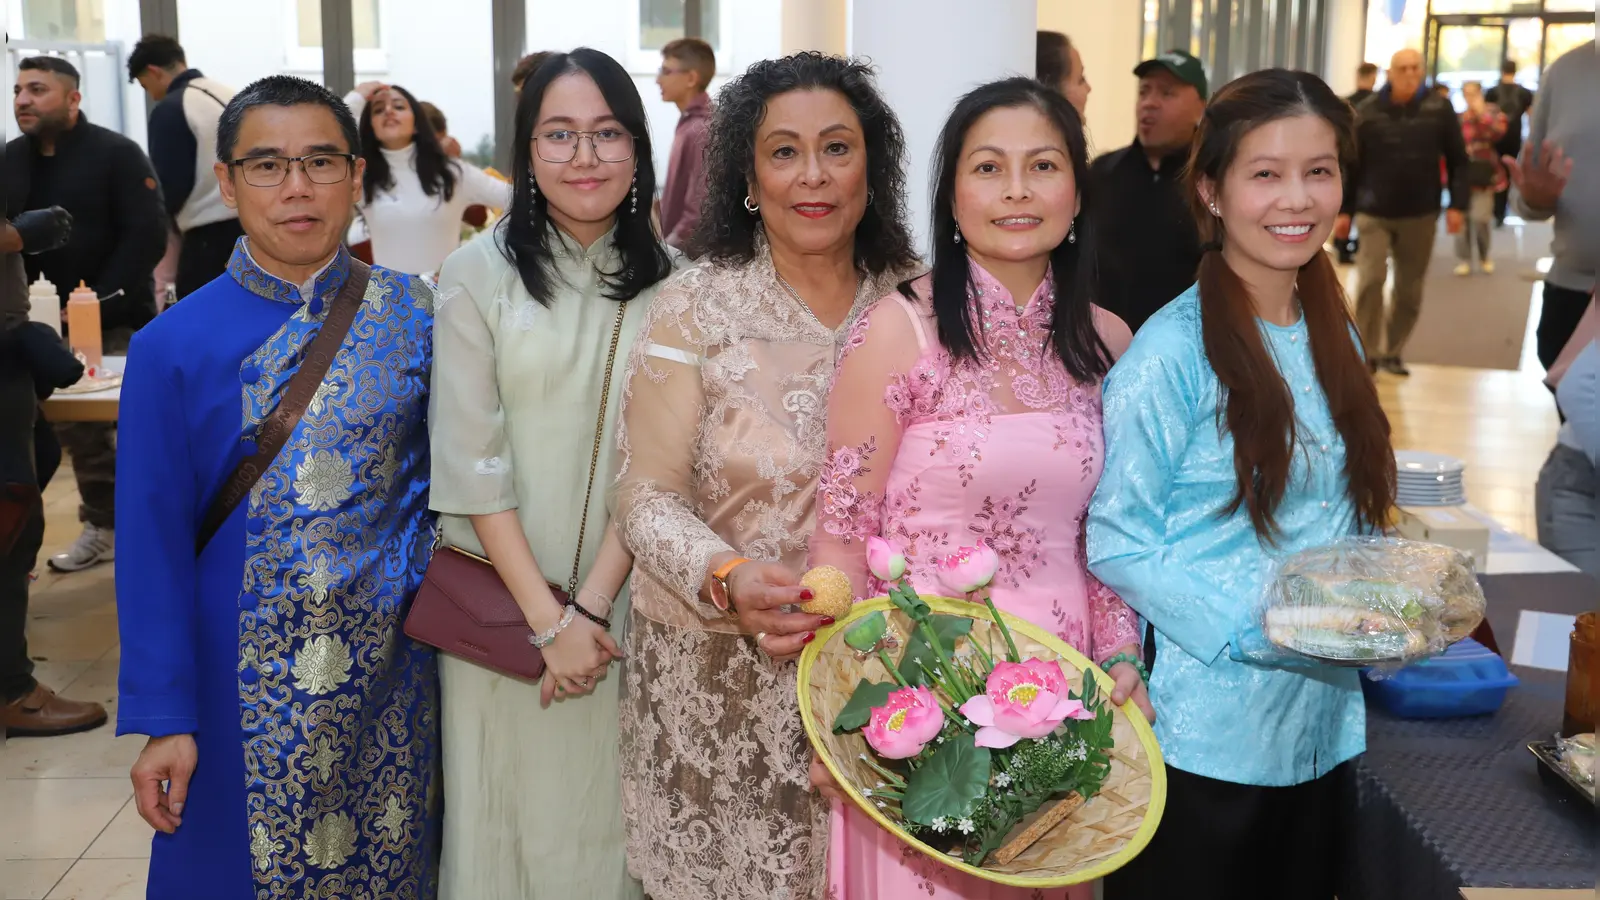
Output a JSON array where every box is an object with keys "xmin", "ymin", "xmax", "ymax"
[
  {"xmin": 9, "ymin": 55, "xmax": 167, "ymax": 572},
  {"xmin": 1, "ymin": 162, "xmax": 108, "ymax": 736},
  {"xmin": 1336, "ymin": 62, "xmax": 1381, "ymax": 265},
  {"xmin": 1089, "ymin": 50, "xmax": 1208, "ymax": 333},
  {"xmin": 1336, "ymin": 48, "xmax": 1469, "ymax": 376}
]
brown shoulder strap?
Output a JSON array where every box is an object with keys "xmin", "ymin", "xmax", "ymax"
[{"xmin": 195, "ymin": 259, "xmax": 372, "ymax": 555}]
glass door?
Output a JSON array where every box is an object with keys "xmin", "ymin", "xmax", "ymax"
[{"xmin": 1425, "ymin": 16, "xmax": 1509, "ymax": 108}]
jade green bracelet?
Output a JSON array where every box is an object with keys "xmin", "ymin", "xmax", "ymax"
[{"xmin": 1100, "ymin": 651, "xmax": 1149, "ymax": 684}]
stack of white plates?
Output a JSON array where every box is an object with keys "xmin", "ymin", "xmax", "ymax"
[{"xmin": 1395, "ymin": 450, "xmax": 1466, "ymax": 506}]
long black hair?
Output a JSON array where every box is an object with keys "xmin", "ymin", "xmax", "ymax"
[
  {"xmin": 691, "ymin": 51, "xmax": 918, "ymax": 276},
  {"xmin": 358, "ymin": 84, "xmax": 456, "ymax": 206},
  {"xmin": 499, "ymin": 48, "xmax": 673, "ymax": 305},
  {"xmin": 908, "ymin": 76, "xmax": 1111, "ymax": 383}
]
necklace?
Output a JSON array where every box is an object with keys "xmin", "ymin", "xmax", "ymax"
[{"xmin": 775, "ymin": 268, "xmax": 863, "ymax": 333}]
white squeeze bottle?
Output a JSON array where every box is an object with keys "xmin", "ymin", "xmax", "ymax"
[
  {"xmin": 28, "ymin": 274, "xmax": 61, "ymax": 336},
  {"xmin": 66, "ymin": 281, "xmax": 102, "ymax": 376}
]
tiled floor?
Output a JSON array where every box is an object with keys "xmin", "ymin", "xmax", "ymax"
[{"xmin": 0, "ymin": 272, "xmax": 1565, "ymax": 900}]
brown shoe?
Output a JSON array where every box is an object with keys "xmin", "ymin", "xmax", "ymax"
[{"xmin": 1, "ymin": 683, "xmax": 108, "ymax": 737}]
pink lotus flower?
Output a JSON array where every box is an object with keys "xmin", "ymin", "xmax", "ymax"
[
  {"xmin": 958, "ymin": 659, "xmax": 1094, "ymax": 749},
  {"xmin": 864, "ymin": 686, "xmax": 946, "ymax": 759},
  {"xmin": 867, "ymin": 536, "xmax": 908, "ymax": 582},
  {"xmin": 935, "ymin": 544, "xmax": 1000, "ymax": 595}
]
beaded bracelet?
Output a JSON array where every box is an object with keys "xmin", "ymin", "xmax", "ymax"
[
  {"xmin": 529, "ymin": 604, "xmax": 577, "ymax": 649},
  {"xmin": 1100, "ymin": 651, "xmax": 1150, "ymax": 684},
  {"xmin": 570, "ymin": 590, "xmax": 612, "ymax": 631}
]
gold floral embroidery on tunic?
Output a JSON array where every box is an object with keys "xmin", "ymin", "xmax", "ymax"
[
  {"xmin": 290, "ymin": 634, "xmax": 353, "ymax": 694},
  {"xmin": 249, "ymin": 822, "xmax": 283, "ymax": 873},
  {"xmin": 304, "ymin": 734, "xmax": 341, "ymax": 784},
  {"xmin": 239, "ymin": 267, "xmax": 441, "ymax": 900},
  {"xmin": 293, "ymin": 449, "xmax": 355, "ymax": 511},
  {"xmin": 304, "ymin": 811, "xmax": 358, "ymax": 869}
]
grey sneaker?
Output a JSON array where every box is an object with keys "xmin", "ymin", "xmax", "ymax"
[{"xmin": 47, "ymin": 524, "xmax": 115, "ymax": 573}]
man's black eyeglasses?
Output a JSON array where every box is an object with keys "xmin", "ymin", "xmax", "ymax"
[{"xmin": 228, "ymin": 153, "xmax": 356, "ymax": 187}]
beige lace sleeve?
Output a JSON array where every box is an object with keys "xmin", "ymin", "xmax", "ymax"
[{"xmin": 610, "ymin": 273, "xmax": 733, "ymax": 616}]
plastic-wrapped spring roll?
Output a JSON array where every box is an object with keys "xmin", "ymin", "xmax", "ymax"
[{"xmin": 1264, "ymin": 605, "xmax": 1428, "ymax": 663}]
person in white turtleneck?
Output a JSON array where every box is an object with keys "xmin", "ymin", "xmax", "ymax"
[{"xmin": 345, "ymin": 82, "xmax": 511, "ymax": 275}]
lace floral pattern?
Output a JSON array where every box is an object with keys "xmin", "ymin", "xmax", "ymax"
[{"xmin": 611, "ymin": 243, "xmax": 909, "ymax": 900}]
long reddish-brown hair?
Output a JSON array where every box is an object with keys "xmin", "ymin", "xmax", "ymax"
[{"xmin": 1186, "ymin": 69, "xmax": 1396, "ymax": 540}]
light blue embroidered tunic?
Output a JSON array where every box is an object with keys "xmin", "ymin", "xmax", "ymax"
[
  {"xmin": 115, "ymin": 240, "xmax": 441, "ymax": 899},
  {"xmin": 1086, "ymin": 286, "xmax": 1365, "ymax": 787}
]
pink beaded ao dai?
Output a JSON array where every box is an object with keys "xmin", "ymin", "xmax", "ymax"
[{"xmin": 812, "ymin": 264, "xmax": 1140, "ymax": 899}]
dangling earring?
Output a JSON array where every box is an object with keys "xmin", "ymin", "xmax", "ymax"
[
  {"xmin": 1209, "ymin": 202, "xmax": 1220, "ymax": 217},
  {"xmin": 743, "ymin": 195, "xmax": 759, "ymax": 214},
  {"xmin": 1067, "ymin": 220, "xmax": 1077, "ymax": 244},
  {"xmin": 953, "ymin": 223, "xmax": 962, "ymax": 244},
  {"xmin": 866, "ymin": 188, "xmax": 876, "ymax": 206},
  {"xmin": 630, "ymin": 172, "xmax": 638, "ymax": 215},
  {"xmin": 528, "ymin": 170, "xmax": 538, "ymax": 196}
]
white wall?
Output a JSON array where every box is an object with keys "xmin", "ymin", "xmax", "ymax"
[
  {"xmin": 1036, "ymin": 0, "xmax": 1141, "ymax": 158},
  {"xmin": 1324, "ymin": 0, "xmax": 1369, "ymax": 97},
  {"xmin": 853, "ymin": 0, "xmax": 1038, "ymax": 253}
]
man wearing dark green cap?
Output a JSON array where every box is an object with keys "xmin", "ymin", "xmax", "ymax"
[{"xmin": 1090, "ymin": 50, "xmax": 1208, "ymax": 333}]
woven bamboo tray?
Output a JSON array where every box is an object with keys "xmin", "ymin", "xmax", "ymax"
[{"xmin": 797, "ymin": 597, "xmax": 1167, "ymax": 888}]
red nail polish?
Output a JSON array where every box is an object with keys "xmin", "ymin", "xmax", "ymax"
[
  {"xmin": 821, "ymin": 616, "xmax": 836, "ymax": 626},
  {"xmin": 800, "ymin": 589, "xmax": 815, "ymax": 600},
  {"xmin": 803, "ymin": 632, "xmax": 816, "ymax": 644}
]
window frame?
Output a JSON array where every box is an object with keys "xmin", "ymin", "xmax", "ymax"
[
  {"xmin": 627, "ymin": 0, "xmax": 733, "ymax": 77},
  {"xmin": 284, "ymin": 0, "xmax": 389, "ymax": 77}
]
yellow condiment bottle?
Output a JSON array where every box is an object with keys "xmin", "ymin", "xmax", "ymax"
[{"xmin": 66, "ymin": 280, "xmax": 102, "ymax": 375}]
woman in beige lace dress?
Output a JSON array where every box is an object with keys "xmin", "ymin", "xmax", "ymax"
[{"xmin": 610, "ymin": 53, "xmax": 920, "ymax": 900}]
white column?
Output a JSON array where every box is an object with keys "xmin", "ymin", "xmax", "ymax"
[
  {"xmin": 1036, "ymin": 0, "xmax": 1142, "ymax": 158},
  {"xmin": 1323, "ymin": 0, "xmax": 1370, "ymax": 96},
  {"xmin": 851, "ymin": 0, "xmax": 1038, "ymax": 253},
  {"xmin": 781, "ymin": 0, "xmax": 848, "ymax": 56}
]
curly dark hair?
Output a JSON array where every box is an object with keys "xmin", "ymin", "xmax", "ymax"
[{"xmin": 690, "ymin": 51, "xmax": 918, "ymax": 276}]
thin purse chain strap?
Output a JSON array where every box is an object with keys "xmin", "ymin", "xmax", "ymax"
[{"xmin": 566, "ymin": 299, "xmax": 629, "ymax": 596}]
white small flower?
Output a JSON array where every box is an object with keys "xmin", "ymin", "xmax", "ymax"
[
  {"xmin": 957, "ymin": 818, "xmax": 975, "ymax": 834},
  {"xmin": 876, "ymin": 781, "xmax": 886, "ymax": 789},
  {"xmin": 931, "ymin": 817, "xmax": 950, "ymax": 832},
  {"xmin": 862, "ymin": 789, "xmax": 873, "ymax": 798},
  {"xmin": 992, "ymin": 773, "xmax": 1012, "ymax": 788},
  {"xmin": 875, "ymin": 801, "xmax": 887, "ymax": 809},
  {"xmin": 936, "ymin": 735, "xmax": 946, "ymax": 744}
]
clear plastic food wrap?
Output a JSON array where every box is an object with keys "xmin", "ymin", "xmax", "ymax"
[{"xmin": 1239, "ymin": 537, "xmax": 1487, "ymax": 673}]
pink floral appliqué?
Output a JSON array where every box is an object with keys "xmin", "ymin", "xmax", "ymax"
[
  {"xmin": 819, "ymin": 437, "xmax": 881, "ymax": 545},
  {"xmin": 966, "ymin": 482, "xmax": 1045, "ymax": 589}
]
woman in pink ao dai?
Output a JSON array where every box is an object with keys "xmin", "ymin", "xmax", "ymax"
[{"xmin": 809, "ymin": 78, "xmax": 1152, "ymax": 900}]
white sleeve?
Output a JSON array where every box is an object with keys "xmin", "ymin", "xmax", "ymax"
[
  {"xmin": 343, "ymin": 90, "xmax": 366, "ymax": 122},
  {"xmin": 459, "ymin": 163, "xmax": 513, "ymax": 211}
]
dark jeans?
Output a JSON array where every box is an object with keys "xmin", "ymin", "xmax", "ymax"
[
  {"xmin": 0, "ymin": 351, "xmax": 41, "ymax": 703},
  {"xmin": 1104, "ymin": 763, "xmax": 1349, "ymax": 900},
  {"xmin": 54, "ymin": 327, "xmax": 132, "ymax": 528},
  {"xmin": 176, "ymin": 218, "xmax": 245, "ymax": 299}
]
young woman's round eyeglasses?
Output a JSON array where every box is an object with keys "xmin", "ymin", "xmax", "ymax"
[
  {"xmin": 533, "ymin": 129, "xmax": 636, "ymax": 164},
  {"xmin": 228, "ymin": 153, "xmax": 355, "ymax": 188}
]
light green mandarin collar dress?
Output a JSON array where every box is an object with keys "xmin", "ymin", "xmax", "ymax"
[{"xmin": 427, "ymin": 224, "xmax": 675, "ymax": 900}]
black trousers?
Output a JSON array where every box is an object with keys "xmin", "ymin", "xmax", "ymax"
[
  {"xmin": 1493, "ymin": 137, "xmax": 1521, "ymax": 223},
  {"xmin": 176, "ymin": 217, "xmax": 246, "ymax": 299},
  {"xmin": 1103, "ymin": 763, "xmax": 1349, "ymax": 900},
  {"xmin": 0, "ymin": 350, "xmax": 42, "ymax": 703},
  {"xmin": 1538, "ymin": 282, "xmax": 1593, "ymax": 374}
]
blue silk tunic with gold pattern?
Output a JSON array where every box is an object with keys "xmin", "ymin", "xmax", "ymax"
[{"xmin": 115, "ymin": 240, "xmax": 441, "ymax": 899}]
